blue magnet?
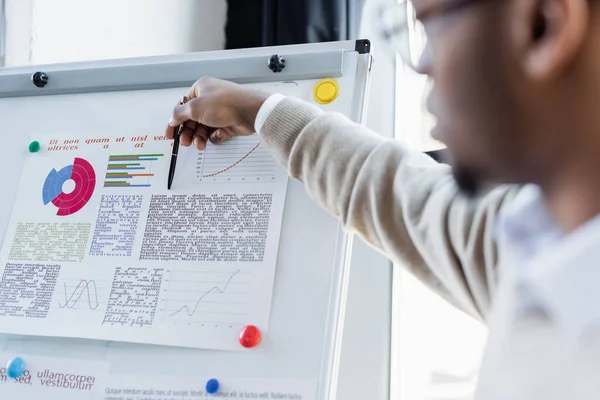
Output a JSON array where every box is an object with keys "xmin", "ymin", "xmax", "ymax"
[
  {"xmin": 6, "ymin": 357, "xmax": 25, "ymax": 379},
  {"xmin": 206, "ymin": 378, "xmax": 219, "ymax": 394}
]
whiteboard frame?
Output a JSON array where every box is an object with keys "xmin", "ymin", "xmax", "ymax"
[
  {"xmin": 0, "ymin": 42, "xmax": 370, "ymax": 98},
  {"xmin": 0, "ymin": 39, "xmax": 391, "ymax": 400}
]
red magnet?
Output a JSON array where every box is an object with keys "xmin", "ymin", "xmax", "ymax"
[{"xmin": 239, "ymin": 325, "xmax": 261, "ymax": 348}]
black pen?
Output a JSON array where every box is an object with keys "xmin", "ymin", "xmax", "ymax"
[{"xmin": 167, "ymin": 124, "xmax": 181, "ymax": 190}]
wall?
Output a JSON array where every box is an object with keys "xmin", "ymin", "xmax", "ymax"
[
  {"xmin": 5, "ymin": 0, "xmax": 227, "ymax": 66},
  {"xmin": 5, "ymin": 0, "xmax": 33, "ymax": 66}
]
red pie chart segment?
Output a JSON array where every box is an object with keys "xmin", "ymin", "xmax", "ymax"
[{"xmin": 44, "ymin": 158, "xmax": 96, "ymax": 216}]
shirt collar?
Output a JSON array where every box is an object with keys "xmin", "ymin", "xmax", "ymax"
[{"xmin": 496, "ymin": 184, "xmax": 600, "ymax": 338}]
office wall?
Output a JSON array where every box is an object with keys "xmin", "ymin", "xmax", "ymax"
[
  {"xmin": 4, "ymin": 0, "xmax": 32, "ymax": 66},
  {"xmin": 5, "ymin": 0, "xmax": 227, "ymax": 66}
]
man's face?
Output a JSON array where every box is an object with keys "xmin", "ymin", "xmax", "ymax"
[{"xmin": 415, "ymin": 0, "xmax": 537, "ymax": 194}]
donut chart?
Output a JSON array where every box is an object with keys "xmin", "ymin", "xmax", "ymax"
[{"xmin": 42, "ymin": 158, "xmax": 96, "ymax": 216}]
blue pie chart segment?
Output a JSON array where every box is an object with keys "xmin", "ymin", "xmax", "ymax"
[{"xmin": 43, "ymin": 165, "xmax": 73, "ymax": 205}]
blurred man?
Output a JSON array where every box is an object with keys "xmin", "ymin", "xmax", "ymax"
[{"xmin": 166, "ymin": 0, "xmax": 600, "ymax": 398}]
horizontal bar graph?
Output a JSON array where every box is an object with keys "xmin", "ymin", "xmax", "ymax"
[{"xmin": 104, "ymin": 153, "xmax": 164, "ymax": 188}]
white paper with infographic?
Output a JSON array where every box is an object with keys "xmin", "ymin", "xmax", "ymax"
[{"xmin": 0, "ymin": 132, "xmax": 288, "ymax": 350}]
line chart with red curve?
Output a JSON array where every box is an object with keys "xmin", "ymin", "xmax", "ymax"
[{"xmin": 196, "ymin": 135, "xmax": 278, "ymax": 182}]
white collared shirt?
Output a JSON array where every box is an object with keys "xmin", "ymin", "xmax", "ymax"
[
  {"xmin": 473, "ymin": 184, "xmax": 600, "ymax": 399},
  {"xmin": 495, "ymin": 184, "xmax": 600, "ymax": 339}
]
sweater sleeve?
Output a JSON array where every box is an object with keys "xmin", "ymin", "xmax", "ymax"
[{"xmin": 259, "ymin": 96, "xmax": 521, "ymax": 322}]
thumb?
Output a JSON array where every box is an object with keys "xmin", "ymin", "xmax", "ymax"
[{"xmin": 169, "ymin": 98, "xmax": 203, "ymax": 127}]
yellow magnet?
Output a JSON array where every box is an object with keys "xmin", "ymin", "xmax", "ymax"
[{"xmin": 313, "ymin": 79, "xmax": 339, "ymax": 104}]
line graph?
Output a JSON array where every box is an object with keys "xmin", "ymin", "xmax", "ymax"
[
  {"xmin": 196, "ymin": 135, "xmax": 278, "ymax": 183},
  {"xmin": 169, "ymin": 270, "xmax": 241, "ymax": 317},
  {"xmin": 58, "ymin": 279, "xmax": 100, "ymax": 310},
  {"xmin": 161, "ymin": 269, "xmax": 250, "ymax": 325},
  {"xmin": 201, "ymin": 144, "xmax": 260, "ymax": 178}
]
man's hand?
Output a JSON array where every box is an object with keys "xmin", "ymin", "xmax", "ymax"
[{"xmin": 165, "ymin": 77, "xmax": 270, "ymax": 150}]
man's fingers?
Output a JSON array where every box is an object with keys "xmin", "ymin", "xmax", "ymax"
[
  {"xmin": 209, "ymin": 129, "xmax": 231, "ymax": 144},
  {"xmin": 193, "ymin": 125, "xmax": 212, "ymax": 150},
  {"xmin": 209, "ymin": 130, "xmax": 221, "ymax": 144},
  {"xmin": 178, "ymin": 120, "xmax": 196, "ymax": 146},
  {"xmin": 169, "ymin": 103, "xmax": 188, "ymax": 127},
  {"xmin": 183, "ymin": 120, "xmax": 197, "ymax": 132},
  {"xmin": 164, "ymin": 124, "xmax": 176, "ymax": 139},
  {"xmin": 170, "ymin": 98, "xmax": 201, "ymax": 127},
  {"xmin": 179, "ymin": 129, "xmax": 194, "ymax": 147},
  {"xmin": 188, "ymin": 83, "xmax": 201, "ymax": 101},
  {"xmin": 165, "ymin": 121, "xmax": 196, "ymax": 144}
]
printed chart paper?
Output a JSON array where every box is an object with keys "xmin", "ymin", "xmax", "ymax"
[
  {"xmin": 103, "ymin": 375, "xmax": 317, "ymax": 400},
  {"xmin": 0, "ymin": 354, "xmax": 109, "ymax": 399},
  {"xmin": 0, "ymin": 133, "xmax": 288, "ymax": 350}
]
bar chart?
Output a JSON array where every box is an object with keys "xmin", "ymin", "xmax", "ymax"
[{"xmin": 104, "ymin": 153, "xmax": 164, "ymax": 188}]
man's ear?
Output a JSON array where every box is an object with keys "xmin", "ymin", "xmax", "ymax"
[{"xmin": 511, "ymin": 0, "xmax": 589, "ymax": 81}]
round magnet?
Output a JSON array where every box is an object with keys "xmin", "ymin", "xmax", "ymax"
[
  {"xmin": 239, "ymin": 325, "xmax": 261, "ymax": 348},
  {"xmin": 206, "ymin": 378, "xmax": 219, "ymax": 394},
  {"xmin": 29, "ymin": 141, "xmax": 40, "ymax": 153},
  {"xmin": 6, "ymin": 356, "xmax": 25, "ymax": 379},
  {"xmin": 313, "ymin": 78, "xmax": 339, "ymax": 104}
]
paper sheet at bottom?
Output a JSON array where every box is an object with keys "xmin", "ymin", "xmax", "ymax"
[
  {"xmin": 103, "ymin": 375, "xmax": 317, "ymax": 400},
  {"xmin": 0, "ymin": 354, "xmax": 110, "ymax": 399}
]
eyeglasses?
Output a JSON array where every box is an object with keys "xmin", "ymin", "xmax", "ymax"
[{"xmin": 377, "ymin": 0, "xmax": 492, "ymax": 72}]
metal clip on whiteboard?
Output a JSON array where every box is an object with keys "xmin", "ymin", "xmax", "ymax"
[
  {"xmin": 31, "ymin": 71, "xmax": 49, "ymax": 88},
  {"xmin": 267, "ymin": 54, "xmax": 285, "ymax": 73}
]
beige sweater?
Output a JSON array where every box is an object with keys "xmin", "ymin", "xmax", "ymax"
[
  {"xmin": 260, "ymin": 96, "xmax": 520, "ymax": 323},
  {"xmin": 259, "ymin": 96, "xmax": 600, "ymax": 399}
]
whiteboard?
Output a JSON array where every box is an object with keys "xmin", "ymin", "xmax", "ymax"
[{"xmin": 0, "ymin": 40, "xmax": 391, "ymax": 399}]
